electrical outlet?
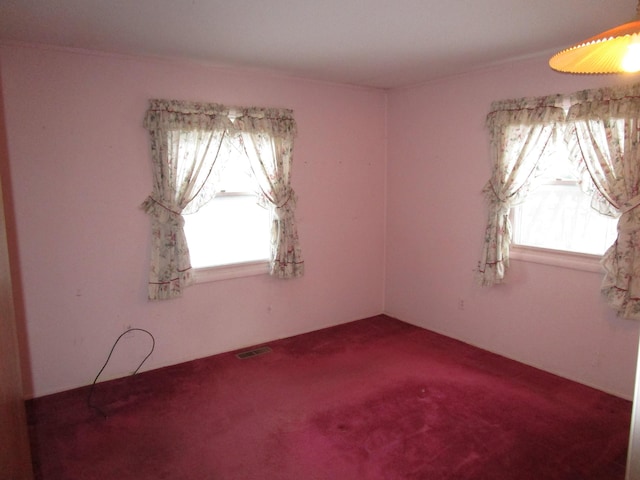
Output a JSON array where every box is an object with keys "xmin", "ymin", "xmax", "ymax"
[{"xmin": 458, "ymin": 299, "xmax": 465, "ymax": 310}]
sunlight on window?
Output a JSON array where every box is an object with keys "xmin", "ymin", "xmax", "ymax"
[
  {"xmin": 183, "ymin": 147, "xmax": 271, "ymax": 269},
  {"xmin": 184, "ymin": 194, "xmax": 270, "ymax": 268},
  {"xmin": 512, "ymin": 144, "xmax": 618, "ymax": 256},
  {"xmin": 512, "ymin": 182, "xmax": 617, "ymax": 256}
]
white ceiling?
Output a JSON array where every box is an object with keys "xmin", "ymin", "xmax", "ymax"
[{"xmin": 0, "ymin": 0, "xmax": 635, "ymax": 89}]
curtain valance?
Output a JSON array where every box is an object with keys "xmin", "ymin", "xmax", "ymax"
[
  {"xmin": 144, "ymin": 99, "xmax": 297, "ymax": 138},
  {"xmin": 486, "ymin": 95, "xmax": 565, "ymax": 127}
]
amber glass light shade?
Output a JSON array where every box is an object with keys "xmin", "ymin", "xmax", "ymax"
[{"xmin": 550, "ymin": 17, "xmax": 640, "ymax": 74}]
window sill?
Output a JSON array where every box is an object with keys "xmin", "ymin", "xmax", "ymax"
[
  {"xmin": 193, "ymin": 260, "xmax": 270, "ymax": 283},
  {"xmin": 510, "ymin": 245, "xmax": 604, "ymax": 273}
]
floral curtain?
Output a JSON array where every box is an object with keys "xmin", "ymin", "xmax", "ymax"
[
  {"xmin": 477, "ymin": 95, "xmax": 565, "ymax": 286},
  {"xmin": 235, "ymin": 108, "xmax": 305, "ymax": 278},
  {"xmin": 565, "ymin": 84, "xmax": 640, "ymax": 319},
  {"xmin": 141, "ymin": 99, "xmax": 232, "ymax": 300}
]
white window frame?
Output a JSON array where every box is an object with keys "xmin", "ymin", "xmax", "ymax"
[
  {"xmin": 193, "ymin": 260, "xmax": 270, "ymax": 283},
  {"xmin": 509, "ymin": 244, "xmax": 604, "ymax": 273}
]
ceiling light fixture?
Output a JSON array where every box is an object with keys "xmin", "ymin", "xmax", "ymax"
[{"xmin": 549, "ymin": 1, "xmax": 640, "ymax": 74}]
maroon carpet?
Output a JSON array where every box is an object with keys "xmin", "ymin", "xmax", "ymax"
[{"xmin": 27, "ymin": 315, "xmax": 631, "ymax": 479}]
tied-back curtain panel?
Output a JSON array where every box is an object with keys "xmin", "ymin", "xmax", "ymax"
[
  {"xmin": 565, "ymin": 84, "xmax": 640, "ymax": 319},
  {"xmin": 141, "ymin": 99, "xmax": 232, "ymax": 300},
  {"xmin": 476, "ymin": 95, "xmax": 565, "ymax": 287},
  {"xmin": 235, "ymin": 108, "xmax": 304, "ymax": 278}
]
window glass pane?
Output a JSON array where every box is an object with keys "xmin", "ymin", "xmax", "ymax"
[
  {"xmin": 184, "ymin": 142, "xmax": 270, "ymax": 270},
  {"xmin": 512, "ymin": 183, "xmax": 617, "ymax": 256},
  {"xmin": 544, "ymin": 156, "xmax": 577, "ymax": 182},
  {"xmin": 184, "ymin": 194, "xmax": 270, "ymax": 268},
  {"xmin": 216, "ymin": 143, "xmax": 257, "ymax": 193}
]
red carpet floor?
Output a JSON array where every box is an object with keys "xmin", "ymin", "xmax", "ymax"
[{"xmin": 27, "ymin": 315, "xmax": 632, "ymax": 479}]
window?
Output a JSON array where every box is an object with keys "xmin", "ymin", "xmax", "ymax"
[
  {"xmin": 511, "ymin": 143, "xmax": 618, "ymax": 257},
  {"xmin": 183, "ymin": 142, "xmax": 271, "ymax": 273},
  {"xmin": 478, "ymin": 85, "xmax": 640, "ymax": 318},
  {"xmin": 142, "ymin": 99, "xmax": 303, "ymax": 300}
]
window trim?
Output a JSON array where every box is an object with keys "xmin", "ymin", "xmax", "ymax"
[
  {"xmin": 509, "ymin": 244, "xmax": 604, "ymax": 273},
  {"xmin": 193, "ymin": 259, "xmax": 270, "ymax": 283}
]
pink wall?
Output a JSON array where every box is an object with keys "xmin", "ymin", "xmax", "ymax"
[
  {"xmin": 2, "ymin": 43, "xmax": 639, "ymax": 400},
  {"xmin": 0, "ymin": 44, "xmax": 387, "ymax": 398},
  {"xmin": 385, "ymin": 55, "xmax": 640, "ymax": 399}
]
